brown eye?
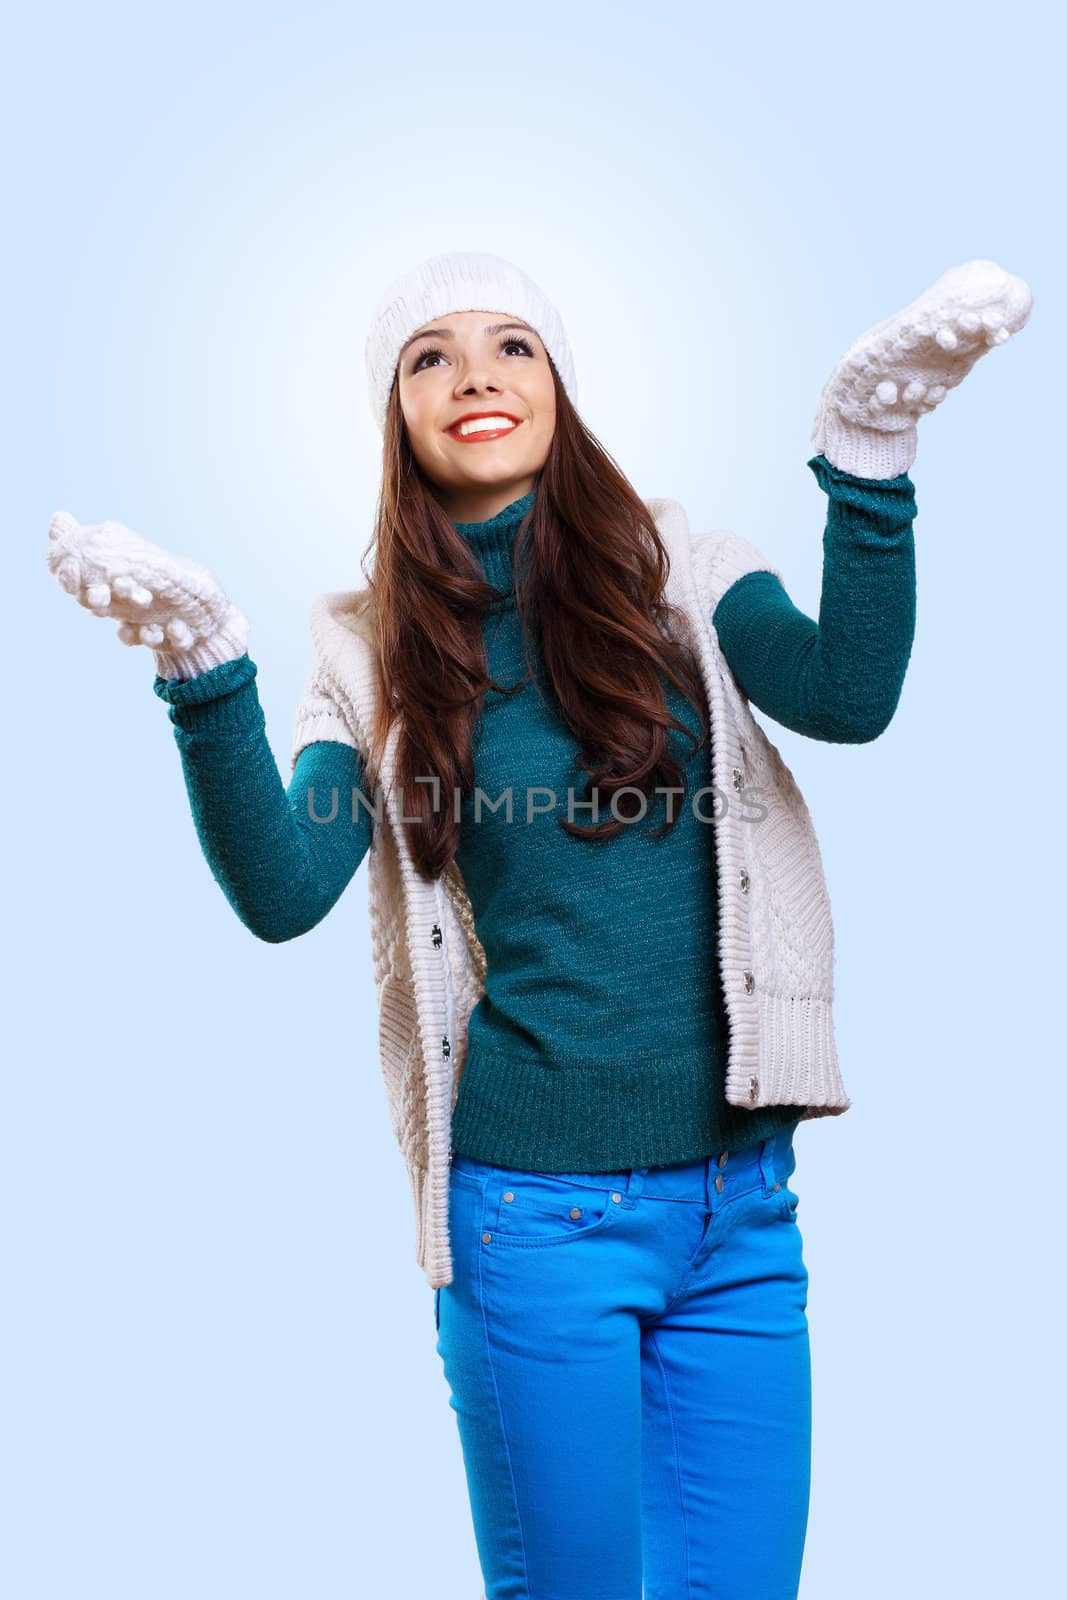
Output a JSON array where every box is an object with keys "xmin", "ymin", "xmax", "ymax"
[
  {"xmin": 411, "ymin": 333, "xmax": 535, "ymax": 373},
  {"xmin": 411, "ymin": 343, "xmax": 445, "ymax": 372}
]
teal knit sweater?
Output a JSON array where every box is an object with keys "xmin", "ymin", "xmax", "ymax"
[{"xmin": 154, "ymin": 455, "xmax": 917, "ymax": 1169}]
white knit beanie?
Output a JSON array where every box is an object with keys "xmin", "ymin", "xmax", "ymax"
[{"xmin": 364, "ymin": 250, "xmax": 578, "ymax": 435}]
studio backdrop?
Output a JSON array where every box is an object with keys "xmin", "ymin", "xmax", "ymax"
[{"xmin": 5, "ymin": 3, "xmax": 1062, "ymax": 1598}]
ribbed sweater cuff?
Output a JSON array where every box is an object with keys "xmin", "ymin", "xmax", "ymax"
[
  {"xmin": 152, "ymin": 653, "xmax": 261, "ymax": 732},
  {"xmin": 807, "ymin": 452, "xmax": 918, "ymax": 521},
  {"xmin": 154, "ymin": 651, "xmax": 257, "ymax": 704}
]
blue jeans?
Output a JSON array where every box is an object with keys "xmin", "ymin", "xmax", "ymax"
[{"xmin": 433, "ymin": 1124, "xmax": 810, "ymax": 1600}]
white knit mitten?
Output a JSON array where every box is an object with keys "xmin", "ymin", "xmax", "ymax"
[
  {"xmin": 46, "ymin": 512, "xmax": 250, "ymax": 680},
  {"xmin": 811, "ymin": 259, "xmax": 1032, "ymax": 479}
]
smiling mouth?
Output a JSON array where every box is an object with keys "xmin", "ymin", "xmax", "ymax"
[{"xmin": 445, "ymin": 416, "xmax": 522, "ymax": 442}]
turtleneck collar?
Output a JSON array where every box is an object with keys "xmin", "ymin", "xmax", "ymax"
[{"xmin": 452, "ymin": 488, "xmax": 537, "ymax": 605}]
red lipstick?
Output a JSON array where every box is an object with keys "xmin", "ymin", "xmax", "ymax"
[{"xmin": 444, "ymin": 411, "xmax": 522, "ymax": 443}]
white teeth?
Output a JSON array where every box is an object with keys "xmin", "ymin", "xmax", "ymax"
[{"xmin": 453, "ymin": 416, "xmax": 518, "ymax": 437}]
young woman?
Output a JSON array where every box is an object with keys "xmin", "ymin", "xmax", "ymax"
[{"xmin": 47, "ymin": 250, "xmax": 1031, "ymax": 1600}]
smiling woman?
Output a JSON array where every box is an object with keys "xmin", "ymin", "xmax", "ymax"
[
  {"xmin": 363, "ymin": 268, "xmax": 719, "ymax": 886},
  {"xmin": 48, "ymin": 244, "xmax": 1032, "ymax": 1600},
  {"xmin": 394, "ymin": 310, "xmax": 558, "ymax": 523},
  {"xmin": 328, "ymin": 248, "xmax": 1026, "ymax": 1599}
]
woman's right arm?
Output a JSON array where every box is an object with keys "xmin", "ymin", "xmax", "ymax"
[
  {"xmin": 153, "ymin": 654, "xmax": 373, "ymax": 942},
  {"xmin": 45, "ymin": 510, "xmax": 372, "ymax": 943}
]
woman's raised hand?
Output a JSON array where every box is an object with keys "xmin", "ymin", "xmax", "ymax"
[
  {"xmin": 46, "ymin": 512, "xmax": 250, "ymax": 680},
  {"xmin": 811, "ymin": 258, "xmax": 1033, "ymax": 479}
]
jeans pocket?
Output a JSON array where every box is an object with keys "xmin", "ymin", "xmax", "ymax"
[{"xmin": 489, "ymin": 1169, "xmax": 624, "ymax": 1249}]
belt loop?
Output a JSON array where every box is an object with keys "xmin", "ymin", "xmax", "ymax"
[
  {"xmin": 622, "ymin": 1167, "xmax": 646, "ymax": 1208},
  {"xmin": 758, "ymin": 1136, "xmax": 778, "ymax": 1197}
]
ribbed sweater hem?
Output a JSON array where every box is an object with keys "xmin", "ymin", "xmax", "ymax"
[{"xmin": 450, "ymin": 1047, "xmax": 805, "ymax": 1171}]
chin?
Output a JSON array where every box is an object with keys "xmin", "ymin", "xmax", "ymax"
[{"xmin": 457, "ymin": 462, "xmax": 531, "ymax": 485}]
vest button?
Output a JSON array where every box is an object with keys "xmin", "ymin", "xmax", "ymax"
[
  {"xmin": 717, "ymin": 1151, "xmax": 729, "ymax": 1169},
  {"xmin": 743, "ymin": 971, "xmax": 755, "ymax": 993},
  {"xmin": 748, "ymin": 1075, "xmax": 759, "ymax": 1102},
  {"xmin": 714, "ymin": 1174, "xmax": 724, "ymax": 1193},
  {"xmin": 739, "ymin": 870, "xmax": 749, "ymax": 893},
  {"xmin": 732, "ymin": 767, "xmax": 744, "ymax": 791}
]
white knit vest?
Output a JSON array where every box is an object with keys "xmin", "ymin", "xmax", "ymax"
[{"xmin": 291, "ymin": 499, "xmax": 850, "ymax": 1290}]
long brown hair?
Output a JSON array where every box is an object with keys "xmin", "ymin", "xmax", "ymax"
[{"xmin": 361, "ymin": 359, "xmax": 709, "ymax": 882}]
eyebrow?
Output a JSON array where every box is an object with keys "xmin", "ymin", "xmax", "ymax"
[{"xmin": 398, "ymin": 320, "xmax": 537, "ymax": 361}]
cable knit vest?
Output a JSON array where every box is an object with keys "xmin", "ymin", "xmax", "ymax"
[{"xmin": 291, "ymin": 498, "xmax": 848, "ymax": 1290}]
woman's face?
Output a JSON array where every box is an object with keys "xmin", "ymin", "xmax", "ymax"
[{"xmin": 395, "ymin": 309, "xmax": 557, "ymax": 522}]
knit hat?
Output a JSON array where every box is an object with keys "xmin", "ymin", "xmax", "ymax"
[{"xmin": 364, "ymin": 250, "xmax": 578, "ymax": 435}]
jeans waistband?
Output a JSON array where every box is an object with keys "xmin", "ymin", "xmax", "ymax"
[{"xmin": 453, "ymin": 1123, "xmax": 798, "ymax": 1209}]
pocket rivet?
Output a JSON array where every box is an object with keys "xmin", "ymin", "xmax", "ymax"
[
  {"xmin": 611, "ymin": 1192, "xmax": 622, "ymax": 1203},
  {"xmin": 503, "ymin": 1192, "xmax": 514, "ymax": 1202},
  {"xmin": 569, "ymin": 1207, "xmax": 582, "ymax": 1219},
  {"xmin": 773, "ymin": 1182, "xmax": 780, "ymax": 1191},
  {"xmin": 481, "ymin": 1232, "xmax": 492, "ymax": 1243}
]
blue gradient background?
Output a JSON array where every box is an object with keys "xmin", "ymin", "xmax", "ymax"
[{"xmin": 6, "ymin": 2, "xmax": 1062, "ymax": 1595}]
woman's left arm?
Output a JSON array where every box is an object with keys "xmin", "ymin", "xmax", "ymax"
[
  {"xmin": 713, "ymin": 257, "xmax": 1033, "ymax": 742},
  {"xmin": 711, "ymin": 454, "xmax": 917, "ymax": 743}
]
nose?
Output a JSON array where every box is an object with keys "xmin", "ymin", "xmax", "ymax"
[{"xmin": 454, "ymin": 367, "xmax": 501, "ymax": 398}]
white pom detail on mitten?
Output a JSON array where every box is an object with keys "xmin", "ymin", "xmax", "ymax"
[
  {"xmin": 811, "ymin": 259, "xmax": 1033, "ymax": 478},
  {"xmin": 46, "ymin": 513, "xmax": 250, "ymax": 680}
]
